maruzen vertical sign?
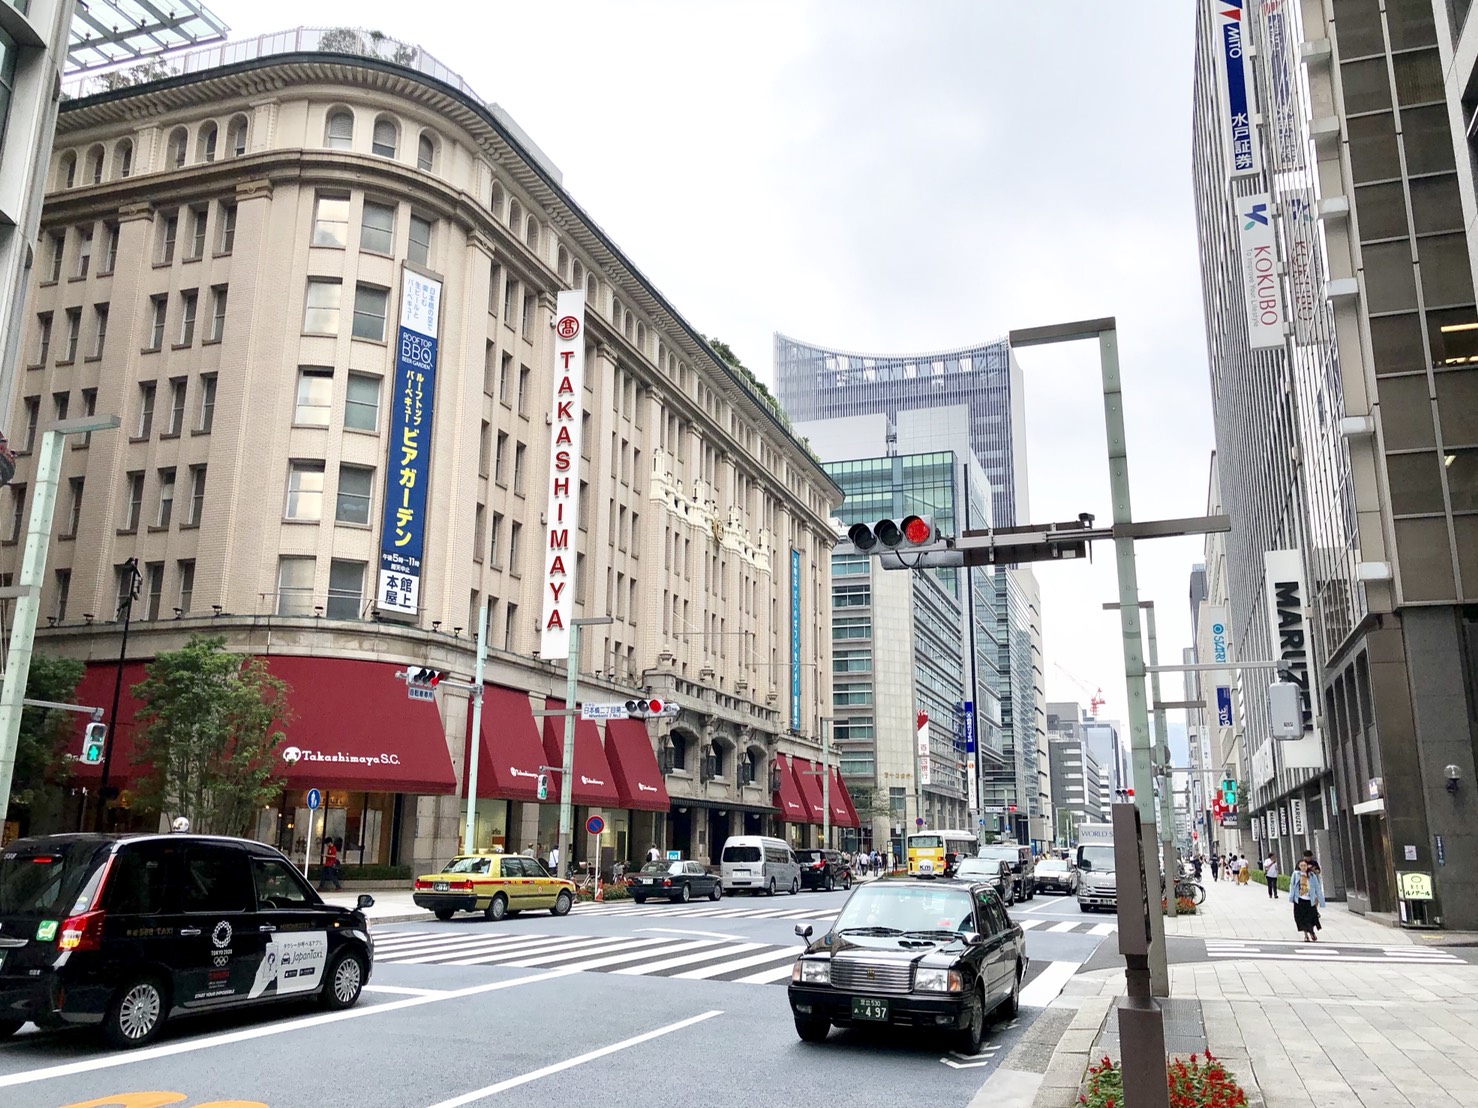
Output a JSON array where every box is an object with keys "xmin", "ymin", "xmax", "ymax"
[
  {"xmin": 1263, "ymin": 548, "xmax": 1324, "ymax": 770},
  {"xmin": 377, "ymin": 269, "xmax": 442, "ymax": 618},
  {"xmin": 540, "ymin": 290, "xmax": 586, "ymax": 660},
  {"xmin": 1236, "ymin": 193, "xmax": 1287, "ymax": 350}
]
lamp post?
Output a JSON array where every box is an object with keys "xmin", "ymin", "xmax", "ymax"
[
  {"xmin": 96, "ymin": 556, "xmax": 142, "ymax": 832},
  {"xmin": 462, "ymin": 595, "xmax": 489, "ymax": 853},
  {"xmin": 556, "ymin": 616, "xmax": 612, "ymax": 879}
]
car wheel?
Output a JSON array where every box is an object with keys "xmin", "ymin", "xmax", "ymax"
[
  {"xmin": 956, "ymin": 984, "xmax": 986, "ymax": 1055},
  {"xmin": 0, "ymin": 1019, "xmax": 22, "ymax": 1039},
  {"xmin": 709, "ymin": 882, "xmax": 722, "ymax": 901},
  {"xmin": 433, "ymin": 907, "xmax": 455, "ymax": 921},
  {"xmin": 1002, "ymin": 961, "xmax": 1022, "ymax": 1019},
  {"xmin": 102, "ymin": 974, "xmax": 168, "ymax": 1050},
  {"xmin": 790, "ymin": 876, "xmax": 800, "ymax": 896},
  {"xmin": 824, "ymin": 873, "xmax": 834, "ymax": 893},
  {"xmin": 842, "ymin": 874, "xmax": 852, "ymax": 891},
  {"xmin": 485, "ymin": 893, "xmax": 509, "ymax": 921},
  {"xmin": 794, "ymin": 1016, "xmax": 831, "ymax": 1043},
  {"xmin": 320, "ymin": 948, "xmax": 367, "ymax": 1010},
  {"xmin": 550, "ymin": 891, "xmax": 573, "ymax": 917},
  {"xmin": 767, "ymin": 879, "xmax": 776, "ymax": 897},
  {"xmin": 632, "ymin": 895, "xmax": 647, "ymax": 904},
  {"xmin": 679, "ymin": 883, "xmax": 692, "ymax": 903}
]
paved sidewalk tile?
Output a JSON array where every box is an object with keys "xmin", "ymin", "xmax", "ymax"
[{"xmin": 1170, "ymin": 873, "xmax": 1413, "ymax": 945}]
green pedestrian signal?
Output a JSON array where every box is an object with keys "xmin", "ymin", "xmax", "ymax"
[
  {"xmin": 1222, "ymin": 778, "xmax": 1237, "ymax": 807},
  {"xmin": 536, "ymin": 772, "xmax": 549, "ymax": 801},
  {"xmin": 81, "ymin": 722, "xmax": 107, "ymax": 765}
]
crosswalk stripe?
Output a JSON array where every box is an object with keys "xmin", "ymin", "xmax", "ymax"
[
  {"xmin": 1088, "ymin": 923, "xmax": 1117, "ymax": 936},
  {"xmin": 1046, "ymin": 922, "xmax": 1079, "ymax": 934},
  {"xmin": 444, "ymin": 935, "xmax": 620, "ymax": 966},
  {"xmin": 1017, "ymin": 920, "xmax": 1043, "ymax": 930},
  {"xmin": 670, "ymin": 947, "xmax": 800, "ymax": 981},
  {"xmin": 499, "ymin": 936, "xmax": 678, "ymax": 968},
  {"xmin": 376, "ymin": 936, "xmax": 530, "ymax": 963},
  {"xmin": 1018, "ymin": 960, "xmax": 1080, "ymax": 1008},
  {"xmin": 612, "ymin": 941, "xmax": 766, "ymax": 976},
  {"xmin": 544, "ymin": 939, "xmax": 731, "ymax": 972},
  {"xmin": 734, "ymin": 962, "xmax": 800, "ymax": 985}
]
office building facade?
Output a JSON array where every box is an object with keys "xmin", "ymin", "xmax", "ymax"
[{"xmin": 1046, "ymin": 701, "xmax": 1105, "ymax": 843}]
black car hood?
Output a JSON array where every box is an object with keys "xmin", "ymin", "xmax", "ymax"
[{"xmin": 805, "ymin": 931, "xmax": 968, "ymax": 964}]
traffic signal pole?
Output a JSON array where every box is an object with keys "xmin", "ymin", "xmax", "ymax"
[
  {"xmin": 462, "ymin": 596, "xmax": 489, "ymax": 853},
  {"xmin": 557, "ymin": 617, "xmax": 611, "ymax": 880}
]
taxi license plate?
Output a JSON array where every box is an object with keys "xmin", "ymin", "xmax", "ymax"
[
  {"xmin": 852, "ymin": 997, "xmax": 888, "ymax": 1022},
  {"xmin": 433, "ymin": 881, "xmax": 449, "ymax": 892}
]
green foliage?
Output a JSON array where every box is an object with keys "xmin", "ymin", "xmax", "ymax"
[
  {"xmin": 843, "ymin": 784, "xmax": 892, "ymax": 822},
  {"xmin": 96, "ymin": 59, "xmax": 180, "ymax": 91},
  {"xmin": 129, "ymin": 635, "xmax": 292, "ymax": 836},
  {"xmin": 6, "ymin": 655, "xmax": 85, "ymax": 827},
  {"xmin": 1250, "ymin": 869, "xmax": 1291, "ymax": 892},
  {"xmin": 320, "ymin": 27, "xmax": 420, "ymax": 66},
  {"xmin": 308, "ymin": 863, "xmax": 411, "ymax": 882},
  {"xmin": 1082, "ymin": 1052, "xmax": 1247, "ymax": 1107}
]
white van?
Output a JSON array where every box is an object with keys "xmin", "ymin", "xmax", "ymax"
[{"xmin": 720, "ymin": 835, "xmax": 801, "ymax": 896}]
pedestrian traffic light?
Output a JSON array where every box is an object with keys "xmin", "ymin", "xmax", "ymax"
[
  {"xmin": 624, "ymin": 697, "xmax": 680, "ymax": 719},
  {"xmin": 80, "ymin": 722, "xmax": 106, "ymax": 765},
  {"xmin": 845, "ymin": 515, "xmax": 939, "ymax": 556},
  {"xmin": 407, "ymin": 667, "xmax": 443, "ymax": 687},
  {"xmin": 1222, "ymin": 778, "xmax": 1237, "ymax": 807},
  {"xmin": 536, "ymin": 772, "xmax": 549, "ymax": 800}
]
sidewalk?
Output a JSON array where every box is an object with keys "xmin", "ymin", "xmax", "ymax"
[
  {"xmin": 984, "ymin": 876, "xmax": 1478, "ymax": 1108},
  {"xmin": 323, "ymin": 888, "xmax": 425, "ymax": 923}
]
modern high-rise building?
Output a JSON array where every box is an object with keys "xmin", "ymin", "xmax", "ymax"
[
  {"xmin": 1193, "ymin": 0, "xmax": 1478, "ymax": 925},
  {"xmin": 1046, "ymin": 701, "xmax": 1104, "ymax": 843},
  {"xmin": 4, "ymin": 29, "xmax": 843, "ymax": 871}
]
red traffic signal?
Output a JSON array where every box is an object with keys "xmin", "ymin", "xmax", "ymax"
[
  {"xmin": 846, "ymin": 515, "xmax": 938, "ymax": 555},
  {"xmin": 902, "ymin": 515, "xmax": 932, "ymax": 544},
  {"xmin": 407, "ymin": 667, "xmax": 442, "ymax": 687},
  {"xmin": 624, "ymin": 698, "xmax": 680, "ymax": 719}
]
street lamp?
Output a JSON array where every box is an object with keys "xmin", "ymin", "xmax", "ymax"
[{"xmin": 556, "ymin": 616, "xmax": 612, "ymax": 879}]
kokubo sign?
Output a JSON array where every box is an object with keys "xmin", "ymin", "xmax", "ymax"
[
  {"xmin": 1236, "ymin": 193, "xmax": 1286, "ymax": 350},
  {"xmin": 540, "ymin": 290, "xmax": 587, "ymax": 660}
]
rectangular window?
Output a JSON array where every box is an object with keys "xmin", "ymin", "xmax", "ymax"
[
  {"xmin": 61, "ymin": 308, "xmax": 79, "ymax": 362},
  {"xmin": 147, "ymin": 296, "xmax": 166, "ymax": 349},
  {"xmin": 345, "ymin": 372, "xmax": 380, "ymax": 431},
  {"xmin": 217, "ymin": 202, "xmax": 236, "ymax": 254},
  {"xmin": 76, "ymin": 229, "xmax": 91, "ymax": 278},
  {"xmin": 91, "ymin": 304, "xmax": 108, "ymax": 358},
  {"xmin": 144, "ymin": 562, "xmax": 163, "ymax": 620},
  {"xmin": 54, "ymin": 568, "xmax": 70, "ymax": 623},
  {"xmin": 34, "ymin": 313, "xmax": 50, "ymax": 365},
  {"xmin": 479, "ymin": 420, "xmax": 491, "ymax": 476},
  {"xmin": 499, "ymin": 352, "xmax": 512, "ymax": 403},
  {"xmin": 285, "ymin": 460, "xmax": 325, "ymax": 520},
  {"xmin": 360, "ymin": 201, "xmax": 395, "ymax": 255},
  {"xmin": 507, "ymin": 522, "xmax": 522, "ymax": 575},
  {"xmin": 335, "ymin": 464, "xmax": 373, "ymax": 524},
  {"xmin": 187, "ymin": 206, "xmax": 207, "ymax": 260},
  {"xmin": 53, "ymin": 392, "xmax": 68, "ymax": 423},
  {"xmin": 352, "ymin": 284, "xmax": 388, "ymax": 340},
  {"xmin": 312, "ymin": 194, "xmax": 350, "ymax": 247},
  {"xmin": 165, "ymin": 378, "xmax": 186, "ymax": 435},
  {"xmin": 473, "ymin": 504, "xmax": 486, "ymax": 562},
  {"xmin": 503, "ymin": 277, "xmax": 517, "ymax": 321},
  {"xmin": 177, "ymin": 559, "xmax": 195, "ymax": 614},
  {"xmin": 79, "ymin": 388, "xmax": 96, "ymax": 448},
  {"xmin": 46, "ymin": 232, "xmax": 63, "ymax": 282},
  {"xmin": 521, "ymin": 291, "xmax": 534, "ymax": 334},
  {"xmin": 6, "ymin": 484, "xmax": 22, "ymax": 541},
  {"xmin": 327, "ymin": 560, "xmax": 364, "ymax": 619},
  {"xmin": 408, "ymin": 214, "xmax": 432, "ymax": 266},
  {"xmin": 122, "ymin": 471, "xmax": 143, "ymax": 531},
  {"xmin": 276, "ymin": 557, "xmax": 315, "ymax": 616},
  {"xmin": 154, "ymin": 468, "xmax": 175, "ymax": 528},
  {"xmin": 488, "ymin": 263, "xmax": 501, "ymax": 314},
  {"xmin": 158, "ymin": 213, "xmax": 177, "ymax": 264},
  {"xmin": 197, "ymin": 374, "xmax": 216, "ymax": 432},
  {"xmin": 208, "ymin": 285, "xmax": 227, "ymax": 342},
  {"xmin": 177, "ymin": 290, "xmax": 197, "ymax": 344},
  {"xmin": 187, "ymin": 465, "xmax": 206, "ymax": 526},
  {"xmin": 483, "ymin": 341, "xmax": 496, "ymax": 396},
  {"xmin": 494, "ymin": 431, "xmax": 508, "ymax": 484},
  {"xmin": 101, "ymin": 223, "xmax": 118, "ymax": 273},
  {"xmin": 64, "ymin": 477, "xmax": 83, "ymax": 537},
  {"xmin": 489, "ymin": 511, "xmax": 503, "ymax": 566},
  {"xmin": 503, "ymin": 603, "xmax": 518, "ymax": 650},
  {"xmin": 513, "ymin": 442, "xmax": 526, "ymax": 493},
  {"xmin": 136, "ymin": 382, "xmax": 156, "ymax": 438},
  {"xmin": 517, "ymin": 366, "xmax": 530, "ymax": 415},
  {"xmin": 303, "ymin": 278, "xmax": 342, "ymax": 334}
]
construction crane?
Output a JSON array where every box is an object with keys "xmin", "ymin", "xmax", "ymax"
[{"xmin": 1052, "ymin": 662, "xmax": 1107, "ymax": 718}]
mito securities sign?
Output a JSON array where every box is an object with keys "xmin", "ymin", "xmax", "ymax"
[
  {"xmin": 539, "ymin": 289, "xmax": 587, "ymax": 660},
  {"xmin": 376, "ymin": 269, "xmax": 442, "ymax": 618},
  {"xmin": 1236, "ymin": 193, "xmax": 1286, "ymax": 350},
  {"xmin": 1216, "ymin": 0, "xmax": 1261, "ymax": 179}
]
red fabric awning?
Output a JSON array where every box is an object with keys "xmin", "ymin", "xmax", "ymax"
[
  {"xmin": 773, "ymin": 753, "xmax": 807, "ymax": 824},
  {"xmin": 791, "ymin": 757, "xmax": 826, "ymax": 826},
  {"xmin": 70, "ymin": 662, "xmax": 151, "ymax": 786},
  {"xmin": 828, "ymin": 767, "xmax": 860, "ymax": 829},
  {"xmin": 541, "ymin": 698, "xmax": 622, "ymax": 807},
  {"xmin": 604, "ymin": 718, "xmax": 671, "ymax": 811},
  {"xmin": 467, "ymin": 685, "xmax": 552, "ymax": 801}
]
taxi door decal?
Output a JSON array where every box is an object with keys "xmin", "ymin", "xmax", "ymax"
[{"xmin": 247, "ymin": 931, "xmax": 329, "ymax": 999}]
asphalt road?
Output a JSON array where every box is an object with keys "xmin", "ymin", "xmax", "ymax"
[{"xmin": 0, "ymin": 887, "xmax": 1116, "ymax": 1108}]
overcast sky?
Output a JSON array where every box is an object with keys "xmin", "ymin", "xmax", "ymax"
[{"xmin": 215, "ymin": 1, "xmax": 1212, "ymax": 754}]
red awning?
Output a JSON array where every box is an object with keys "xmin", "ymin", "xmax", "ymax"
[
  {"xmin": 791, "ymin": 757, "xmax": 826, "ymax": 826},
  {"xmin": 467, "ymin": 685, "xmax": 553, "ymax": 801},
  {"xmin": 70, "ymin": 662, "xmax": 151, "ymax": 786},
  {"xmin": 604, "ymin": 718, "xmax": 671, "ymax": 811},
  {"xmin": 541, "ymin": 698, "xmax": 622, "ymax": 807},
  {"xmin": 773, "ymin": 753, "xmax": 807, "ymax": 824},
  {"xmin": 828, "ymin": 767, "xmax": 860, "ymax": 829}
]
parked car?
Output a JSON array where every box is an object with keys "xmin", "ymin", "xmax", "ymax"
[
  {"xmin": 796, "ymin": 849, "xmax": 853, "ymax": 892},
  {"xmin": 0, "ymin": 832, "xmax": 374, "ymax": 1049},
  {"xmin": 630, "ymin": 860, "xmax": 721, "ymax": 903},
  {"xmin": 948, "ymin": 857, "xmax": 1016, "ymax": 906},
  {"xmin": 977, "ymin": 843, "xmax": 1036, "ymax": 901},
  {"xmin": 411, "ymin": 853, "xmax": 574, "ymax": 920},
  {"xmin": 719, "ymin": 836, "xmax": 801, "ymax": 896},
  {"xmin": 1033, "ymin": 857, "xmax": 1077, "ymax": 896},
  {"xmin": 787, "ymin": 879, "xmax": 1027, "ymax": 1053}
]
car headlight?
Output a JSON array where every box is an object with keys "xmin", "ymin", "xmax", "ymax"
[
  {"xmin": 791, "ymin": 959, "xmax": 831, "ymax": 985},
  {"xmin": 914, "ymin": 968, "xmax": 965, "ymax": 993}
]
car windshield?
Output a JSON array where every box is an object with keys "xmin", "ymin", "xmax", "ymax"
[
  {"xmin": 1038, "ymin": 860, "xmax": 1068, "ymax": 873},
  {"xmin": 977, "ymin": 846, "xmax": 1017, "ymax": 861},
  {"xmin": 0, "ymin": 840, "xmax": 109, "ymax": 918},
  {"xmin": 1078, "ymin": 846, "xmax": 1115, "ymax": 872},
  {"xmin": 639, "ymin": 862, "xmax": 672, "ymax": 874},
  {"xmin": 952, "ymin": 860, "xmax": 999, "ymax": 879},
  {"xmin": 722, "ymin": 845, "xmax": 761, "ymax": 863},
  {"xmin": 796, "ymin": 850, "xmax": 823, "ymax": 863},
  {"xmin": 834, "ymin": 884, "xmax": 975, "ymax": 935},
  {"xmin": 442, "ymin": 856, "xmax": 492, "ymax": 874},
  {"xmin": 909, "ymin": 835, "xmax": 942, "ymax": 849}
]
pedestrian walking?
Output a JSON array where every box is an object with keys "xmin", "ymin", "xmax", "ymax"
[
  {"xmin": 1237, "ymin": 854, "xmax": 1250, "ymax": 885},
  {"xmin": 1209, "ymin": 854, "xmax": 1220, "ymax": 882},
  {"xmin": 548, "ymin": 844, "xmax": 560, "ymax": 873},
  {"xmin": 1289, "ymin": 858, "xmax": 1325, "ymax": 941},
  {"xmin": 646, "ymin": 843, "xmax": 661, "ymax": 862},
  {"xmin": 1264, "ymin": 854, "xmax": 1280, "ymax": 898},
  {"xmin": 318, "ymin": 837, "xmax": 342, "ymax": 891},
  {"xmin": 1192, "ymin": 855, "xmax": 1204, "ymax": 880}
]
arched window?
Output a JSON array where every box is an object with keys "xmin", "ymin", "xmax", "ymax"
[
  {"xmin": 196, "ymin": 122, "xmax": 218, "ymax": 163},
  {"xmin": 58, "ymin": 151, "xmax": 76, "ymax": 189},
  {"xmin": 168, "ymin": 127, "xmax": 188, "ymax": 169},
  {"xmin": 572, "ymin": 259, "xmax": 584, "ymax": 287},
  {"xmin": 586, "ymin": 274, "xmax": 598, "ymax": 302},
  {"xmin": 556, "ymin": 246, "xmax": 569, "ymax": 281},
  {"xmin": 611, "ymin": 297, "xmax": 621, "ymax": 324},
  {"xmin": 417, "ymin": 131, "xmax": 435, "ymax": 172},
  {"xmin": 325, "ymin": 109, "xmax": 354, "ymax": 150},
  {"xmin": 624, "ymin": 311, "xmax": 634, "ymax": 339},
  {"xmin": 226, "ymin": 115, "xmax": 249, "ymax": 157},
  {"xmin": 371, "ymin": 116, "xmax": 398, "ymax": 158},
  {"xmin": 524, "ymin": 216, "xmax": 538, "ymax": 252},
  {"xmin": 113, "ymin": 140, "xmax": 133, "ymax": 179},
  {"xmin": 637, "ymin": 323, "xmax": 647, "ymax": 351},
  {"xmin": 509, "ymin": 199, "xmax": 524, "ymax": 233},
  {"xmin": 84, "ymin": 145, "xmax": 104, "ymax": 185},
  {"xmin": 489, "ymin": 181, "xmax": 505, "ymax": 221}
]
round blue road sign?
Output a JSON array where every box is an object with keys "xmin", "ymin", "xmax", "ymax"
[
  {"xmin": 585, "ymin": 814, "xmax": 605, "ymax": 835},
  {"xmin": 915, "ymin": 817, "xmax": 925, "ymax": 827},
  {"xmin": 307, "ymin": 788, "xmax": 322, "ymax": 811}
]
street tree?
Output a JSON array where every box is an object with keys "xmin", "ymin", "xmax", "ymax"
[
  {"xmin": 5, "ymin": 655, "xmax": 84, "ymax": 833},
  {"xmin": 130, "ymin": 635, "xmax": 292, "ymax": 836},
  {"xmin": 844, "ymin": 784, "xmax": 894, "ymax": 827}
]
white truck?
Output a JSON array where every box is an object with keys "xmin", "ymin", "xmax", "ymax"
[{"xmin": 1075, "ymin": 822, "xmax": 1117, "ymax": 913}]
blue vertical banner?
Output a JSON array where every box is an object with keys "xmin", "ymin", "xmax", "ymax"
[
  {"xmin": 1217, "ymin": 1, "xmax": 1261, "ymax": 179},
  {"xmin": 963, "ymin": 701, "xmax": 976, "ymax": 754},
  {"xmin": 376, "ymin": 269, "xmax": 442, "ymax": 618},
  {"xmin": 790, "ymin": 548, "xmax": 801, "ymax": 732},
  {"xmin": 1216, "ymin": 686, "xmax": 1234, "ymax": 728}
]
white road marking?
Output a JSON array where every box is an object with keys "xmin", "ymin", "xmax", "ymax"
[
  {"xmin": 1017, "ymin": 919, "xmax": 1043, "ymax": 930},
  {"xmin": 637, "ymin": 927, "xmax": 744, "ymax": 940},
  {"xmin": 363, "ymin": 984, "xmax": 446, "ymax": 997},
  {"xmin": 533, "ymin": 939, "xmax": 725, "ymax": 972},
  {"xmin": 1017, "ymin": 960, "xmax": 1080, "ymax": 1008},
  {"xmin": 670, "ymin": 947, "xmax": 803, "ymax": 980},
  {"xmin": 0, "ymin": 968, "xmax": 581, "ymax": 1090},
  {"xmin": 1047, "ymin": 922, "xmax": 1079, "ymax": 933},
  {"xmin": 444, "ymin": 935, "xmax": 624, "ymax": 966},
  {"xmin": 611, "ymin": 941, "xmax": 766, "ymax": 975},
  {"xmin": 423, "ymin": 1009, "xmax": 724, "ymax": 1107},
  {"xmin": 1204, "ymin": 950, "xmax": 1457, "ymax": 964},
  {"xmin": 1088, "ymin": 923, "xmax": 1117, "ymax": 936},
  {"xmin": 498, "ymin": 936, "xmax": 674, "ymax": 967},
  {"xmin": 733, "ymin": 962, "xmax": 798, "ymax": 985}
]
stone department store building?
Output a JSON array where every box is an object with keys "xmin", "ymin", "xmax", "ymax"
[{"xmin": 2, "ymin": 29, "xmax": 846, "ymax": 873}]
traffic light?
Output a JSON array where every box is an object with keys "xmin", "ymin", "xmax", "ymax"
[
  {"xmin": 1222, "ymin": 777, "xmax": 1237, "ymax": 807},
  {"xmin": 624, "ymin": 697, "xmax": 680, "ymax": 719},
  {"xmin": 536, "ymin": 772, "xmax": 549, "ymax": 800},
  {"xmin": 407, "ymin": 667, "xmax": 443, "ymax": 687},
  {"xmin": 846, "ymin": 515, "xmax": 938, "ymax": 556},
  {"xmin": 80, "ymin": 722, "xmax": 106, "ymax": 765}
]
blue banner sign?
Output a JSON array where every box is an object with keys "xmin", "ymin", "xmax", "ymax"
[
  {"xmin": 963, "ymin": 701, "xmax": 976, "ymax": 754},
  {"xmin": 377, "ymin": 269, "xmax": 442, "ymax": 618},
  {"xmin": 1216, "ymin": 686, "xmax": 1234, "ymax": 727},
  {"xmin": 790, "ymin": 548, "xmax": 801, "ymax": 731},
  {"xmin": 1217, "ymin": 1, "xmax": 1261, "ymax": 179}
]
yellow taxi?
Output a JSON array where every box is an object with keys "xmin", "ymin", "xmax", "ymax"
[{"xmin": 411, "ymin": 853, "xmax": 575, "ymax": 921}]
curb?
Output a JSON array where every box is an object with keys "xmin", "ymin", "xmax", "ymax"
[{"xmin": 1030, "ymin": 994, "xmax": 1117, "ymax": 1108}]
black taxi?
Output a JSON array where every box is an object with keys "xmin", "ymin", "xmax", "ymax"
[
  {"xmin": 0, "ymin": 833, "xmax": 375, "ymax": 1048},
  {"xmin": 787, "ymin": 879, "xmax": 1026, "ymax": 1053}
]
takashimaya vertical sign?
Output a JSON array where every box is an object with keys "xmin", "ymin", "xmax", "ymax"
[
  {"xmin": 1216, "ymin": 0, "xmax": 1262, "ymax": 178},
  {"xmin": 377, "ymin": 269, "xmax": 442, "ymax": 619},
  {"xmin": 790, "ymin": 548, "xmax": 801, "ymax": 731},
  {"xmin": 1236, "ymin": 193, "xmax": 1287, "ymax": 349},
  {"xmin": 1263, "ymin": 548, "xmax": 1324, "ymax": 770},
  {"xmin": 539, "ymin": 290, "xmax": 587, "ymax": 660}
]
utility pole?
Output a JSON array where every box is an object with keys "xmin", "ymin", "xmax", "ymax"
[
  {"xmin": 97, "ymin": 556, "xmax": 141, "ymax": 832},
  {"xmin": 557, "ymin": 616, "xmax": 611, "ymax": 879},
  {"xmin": 462, "ymin": 595, "xmax": 489, "ymax": 853}
]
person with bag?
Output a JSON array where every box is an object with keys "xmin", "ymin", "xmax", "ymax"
[
  {"xmin": 1264, "ymin": 854, "xmax": 1280, "ymax": 898},
  {"xmin": 1288, "ymin": 857, "xmax": 1325, "ymax": 941},
  {"xmin": 318, "ymin": 838, "xmax": 342, "ymax": 892}
]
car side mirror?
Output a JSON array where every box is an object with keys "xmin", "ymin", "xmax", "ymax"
[
  {"xmin": 795, "ymin": 923, "xmax": 813, "ymax": 941},
  {"xmin": 356, "ymin": 894, "xmax": 375, "ymax": 911},
  {"xmin": 962, "ymin": 931, "xmax": 984, "ymax": 946}
]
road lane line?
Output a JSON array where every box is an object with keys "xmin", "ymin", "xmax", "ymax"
[
  {"xmin": 443, "ymin": 935, "xmax": 622, "ymax": 966},
  {"xmin": 637, "ymin": 928, "xmax": 744, "ymax": 940},
  {"xmin": 501, "ymin": 936, "xmax": 675, "ymax": 967},
  {"xmin": 611, "ymin": 942, "xmax": 765, "ymax": 975},
  {"xmin": 1047, "ymin": 922, "xmax": 1078, "ymax": 933},
  {"xmin": 422, "ymin": 1009, "xmax": 724, "ymax": 1107},
  {"xmin": 1017, "ymin": 960, "xmax": 1080, "ymax": 1008},
  {"xmin": 531, "ymin": 939, "xmax": 721, "ymax": 972},
  {"xmin": 671, "ymin": 947, "xmax": 800, "ymax": 980},
  {"xmin": 375, "ymin": 935, "xmax": 527, "ymax": 959},
  {"xmin": 1017, "ymin": 920, "xmax": 1044, "ymax": 930},
  {"xmin": 733, "ymin": 962, "xmax": 798, "ymax": 984},
  {"xmin": 0, "ymin": 967, "xmax": 582, "ymax": 1090},
  {"xmin": 365, "ymin": 984, "xmax": 447, "ymax": 996}
]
